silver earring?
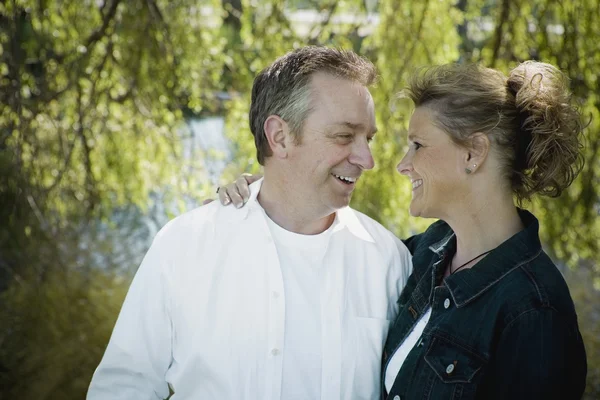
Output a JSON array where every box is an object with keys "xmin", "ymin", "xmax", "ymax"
[{"xmin": 465, "ymin": 164, "xmax": 477, "ymax": 174}]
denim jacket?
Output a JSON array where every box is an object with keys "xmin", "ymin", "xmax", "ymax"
[{"xmin": 383, "ymin": 209, "xmax": 587, "ymax": 400}]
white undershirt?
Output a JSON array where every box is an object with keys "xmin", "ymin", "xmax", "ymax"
[
  {"xmin": 264, "ymin": 211, "xmax": 335, "ymax": 400},
  {"xmin": 384, "ymin": 307, "xmax": 432, "ymax": 393}
]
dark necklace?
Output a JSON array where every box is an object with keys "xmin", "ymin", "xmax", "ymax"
[{"xmin": 450, "ymin": 250, "xmax": 493, "ymax": 274}]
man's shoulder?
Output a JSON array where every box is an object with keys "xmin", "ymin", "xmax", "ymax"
[
  {"xmin": 343, "ymin": 207, "xmax": 397, "ymax": 239},
  {"xmin": 341, "ymin": 207, "xmax": 409, "ymax": 255},
  {"xmin": 155, "ymin": 201, "xmax": 246, "ymax": 242},
  {"xmin": 343, "ymin": 207, "xmax": 413, "ymax": 292}
]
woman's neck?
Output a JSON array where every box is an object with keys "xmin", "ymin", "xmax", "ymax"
[{"xmin": 445, "ymin": 193, "xmax": 524, "ymax": 274}]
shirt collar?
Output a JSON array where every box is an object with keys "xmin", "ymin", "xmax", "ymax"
[
  {"xmin": 233, "ymin": 178, "xmax": 375, "ymax": 243},
  {"xmin": 333, "ymin": 206, "xmax": 376, "ymax": 243},
  {"xmin": 435, "ymin": 209, "xmax": 543, "ymax": 307}
]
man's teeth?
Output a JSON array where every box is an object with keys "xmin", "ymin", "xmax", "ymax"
[
  {"xmin": 334, "ymin": 174, "xmax": 357, "ymax": 183},
  {"xmin": 412, "ymin": 179, "xmax": 423, "ymax": 189}
]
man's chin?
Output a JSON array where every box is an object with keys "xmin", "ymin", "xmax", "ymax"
[{"xmin": 332, "ymin": 195, "xmax": 352, "ymax": 210}]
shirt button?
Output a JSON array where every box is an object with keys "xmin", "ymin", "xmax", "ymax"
[
  {"xmin": 271, "ymin": 348, "xmax": 280, "ymax": 356},
  {"xmin": 446, "ymin": 363, "xmax": 455, "ymax": 374},
  {"xmin": 393, "ymin": 396, "xmax": 401, "ymax": 400},
  {"xmin": 444, "ymin": 298, "xmax": 451, "ymax": 309},
  {"xmin": 272, "ymin": 291, "xmax": 280, "ymax": 299}
]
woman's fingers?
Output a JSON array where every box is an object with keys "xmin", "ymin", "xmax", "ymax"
[
  {"xmin": 236, "ymin": 176, "xmax": 251, "ymax": 203},
  {"xmin": 218, "ymin": 186, "xmax": 232, "ymax": 205},
  {"xmin": 227, "ymin": 183, "xmax": 245, "ymax": 208},
  {"xmin": 243, "ymin": 173, "xmax": 263, "ymax": 185},
  {"xmin": 217, "ymin": 173, "xmax": 263, "ymax": 207},
  {"xmin": 218, "ymin": 181, "xmax": 244, "ymax": 207}
]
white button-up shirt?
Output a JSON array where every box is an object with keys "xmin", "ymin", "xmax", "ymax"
[{"xmin": 87, "ymin": 180, "xmax": 412, "ymax": 400}]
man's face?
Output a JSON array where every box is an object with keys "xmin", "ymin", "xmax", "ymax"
[{"xmin": 284, "ymin": 72, "xmax": 376, "ymax": 217}]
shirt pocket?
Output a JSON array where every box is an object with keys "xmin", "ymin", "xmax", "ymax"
[
  {"xmin": 351, "ymin": 317, "xmax": 390, "ymax": 399},
  {"xmin": 423, "ymin": 337, "xmax": 486, "ymax": 399}
]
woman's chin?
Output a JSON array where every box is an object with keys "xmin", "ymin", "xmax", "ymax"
[
  {"xmin": 408, "ymin": 203, "xmax": 421, "ymax": 218},
  {"xmin": 409, "ymin": 203, "xmax": 435, "ymax": 219}
]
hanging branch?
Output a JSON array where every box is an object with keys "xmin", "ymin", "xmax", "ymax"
[
  {"xmin": 489, "ymin": 0, "xmax": 510, "ymax": 68},
  {"xmin": 393, "ymin": 0, "xmax": 431, "ymax": 86},
  {"xmin": 51, "ymin": 0, "xmax": 122, "ymax": 65},
  {"xmin": 307, "ymin": 1, "xmax": 339, "ymax": 45},
  {"xmin": 75, "ymin": 81, "xmax": 98, "ymax": 213}
]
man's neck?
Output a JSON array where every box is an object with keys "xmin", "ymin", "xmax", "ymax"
[{"xmin": 257, "ymin": 178, "xmax": 335, "ymax": 235}]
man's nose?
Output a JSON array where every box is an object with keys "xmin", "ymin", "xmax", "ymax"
[{"xmin": 350, "ymin": 138, "xmax": 375, "ymax": 170}]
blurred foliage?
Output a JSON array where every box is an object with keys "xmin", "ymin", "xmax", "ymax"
[
  {"xmin": 567, "ymin": 264, "xmax": 600, "ymax": 398},
  {"xmin": 0, "ymin": 0, "xmax": 598, "ymax": 399}
]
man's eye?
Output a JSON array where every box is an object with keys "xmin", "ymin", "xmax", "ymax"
[{"xmin": 413, "ymin": 142, "xmax": 423, "ymax": 150}]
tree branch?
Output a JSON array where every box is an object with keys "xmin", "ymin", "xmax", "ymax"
[
  {"xmin": 43, "ymin": 127, "xmax": 76, "ymax": 195},
  {"xmin": 489, "ymin": 0, "xmax": 510, "ymax": 67},
  {"xmin": 51, "ymin": 0, "xmax": 121, "ymax": 64},
  {"xmin": 394, "ymin": 0, "xmax": 431, "ymax": 86},
  {"xmin": 75, "ymin": 81, "xmax": 97, "ymax": 213},
  {"xmin": 84, "ymin": 0, "xmax": 122, "ymax": 50},
  {"xmin": 308, "ymin": 2, "xmax": 339, "ymax": 45}
]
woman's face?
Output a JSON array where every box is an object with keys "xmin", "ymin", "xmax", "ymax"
[{"xmin": 396, "ymin": 107, "xmax": 470, "ymax": 219}]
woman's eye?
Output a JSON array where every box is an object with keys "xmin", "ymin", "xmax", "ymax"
[{"xmin": 413, "ymin": 142, "xmax": 422, "ymax": 150}]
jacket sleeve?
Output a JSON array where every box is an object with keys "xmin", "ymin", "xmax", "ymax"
[
  {"xmin": 87, "ymin": 231, "xmax": 174, "ymax": 400},
  {"xmin": 484, "ymin": 308, "xmax": 587, "ymax": 400}
]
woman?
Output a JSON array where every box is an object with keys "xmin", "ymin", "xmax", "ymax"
[{"xmin": 217, "ymin": 61, "xmax": 587, "ymax": 399}]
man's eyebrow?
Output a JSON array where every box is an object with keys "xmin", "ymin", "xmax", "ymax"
[{"xmin": 332, "ymin": 121, "xmax": 378, "ymax": 134}]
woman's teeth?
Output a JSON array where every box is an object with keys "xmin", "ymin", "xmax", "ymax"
[{"xmin": 412, "ymin": 179, "xmax": 423, "ymax": 189}]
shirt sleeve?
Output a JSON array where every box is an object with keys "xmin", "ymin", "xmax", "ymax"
[
  {"xmin": 483, "ymin": 307, "xmax": 587, "ymax": 400},
  {"xmin": 387, "ymin": 235, "xmax": 413, "ymax": 319},
  {"xmin": 87, "ymin": 231, "xmax": 174, "ymax": 400}
]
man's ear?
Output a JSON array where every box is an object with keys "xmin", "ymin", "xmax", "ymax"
[
  {"xmin": 464, "ymin": 132, "xmax": 490, "ymax": 173},
  {"xmin": 264, "ymin": 115, "xmax": 289, "ymax": 159}
]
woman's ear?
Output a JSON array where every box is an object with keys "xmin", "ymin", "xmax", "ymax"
[
  {"xmin": 264, "ymin": 115, "xmax": 289, "ymax": 159},
  {"xmin": 465, "ymin": 132, "xmax": 490, "ymax": 174}
]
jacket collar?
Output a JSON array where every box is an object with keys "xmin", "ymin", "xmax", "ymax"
[
  {"xmin": 431, "ymin": 209, "xmax": 543, "ymax": 307},
  {"xmin": 228, "ymin": 178, "xmax": 375, "ymax": 243}
]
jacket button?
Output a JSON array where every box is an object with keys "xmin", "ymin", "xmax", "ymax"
[
  {"xmin": 393, "ymin": 396, "xmax": 401, "ymax": 400},
  {"xmin": 446, "ymin": 363, "xmax": 455, "ymax": 374},
  {"xmin": 443, "ymin": 298, "xmax": 451, "ymax": 309}
]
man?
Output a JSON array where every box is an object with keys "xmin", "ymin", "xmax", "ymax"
[{"xmin": 87, "ymin": 46, "xmax": 412, "ymax": 400}]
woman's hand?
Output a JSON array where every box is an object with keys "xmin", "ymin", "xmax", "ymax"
[{"xmin": 217, "ymin": 173, "xmax": 262, "ymax": 207}]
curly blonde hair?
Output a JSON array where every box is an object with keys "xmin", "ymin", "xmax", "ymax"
[{"xmin": 405, "ymin": 61, "xmax": 585, "ymax": 201}]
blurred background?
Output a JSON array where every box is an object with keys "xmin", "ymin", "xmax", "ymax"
[{"xmin": 0, "ymin": 0, "xmax": 598, "ymax": 399}]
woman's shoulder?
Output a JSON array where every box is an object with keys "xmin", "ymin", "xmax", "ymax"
[
  {"xmin": 522, "ymin": 252, "xmax": 578, "ymax": 313},
  {"xmin": 495, "ymin": 250, "xmax": 580, "ymax": 325}
]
